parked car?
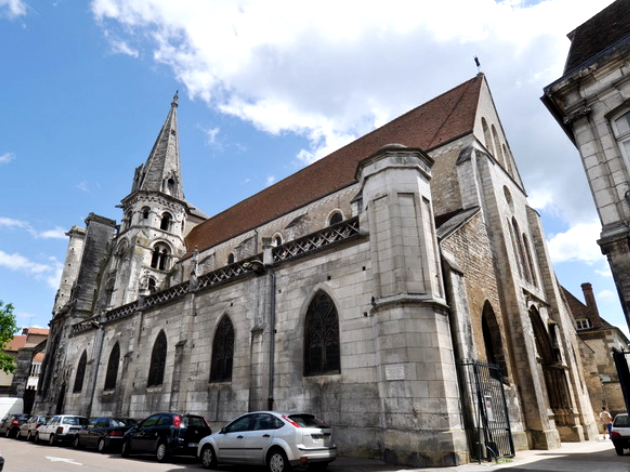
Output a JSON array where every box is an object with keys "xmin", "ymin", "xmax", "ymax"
[
  {"xmin": 73, "ymin": 417, "xmax": 137, "ymax": 452},
  {"xmin": 35, "ymin": 415, "xmax": 89, "ymax": 446},
  {"xmin": 0, "ymin": 444, "xmax": 4, "ymax": 471},
  {"xmin": 197, "ymin": 411, "xmax": 337, "ymax": 472},
  {"xmin": 0, "ymin": 414, "xmax": 29, "ymax": 438},
  {"xmin": 121, "ymin": 412, "xmax": 211, "ymax": 462},
  {"xmin": 611, "ymin": 413, "xmax": 630, "ymax": 455},
  {"xmin": 18, "ymin": 415, "xmax": 49, "ymax": 441}
]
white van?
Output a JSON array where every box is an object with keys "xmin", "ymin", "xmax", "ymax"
[{"xmin": 0, "ymin": 397, "xmax": 24, "ymax": 419}]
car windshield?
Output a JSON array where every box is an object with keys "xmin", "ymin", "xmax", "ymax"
[
  {"xmin": 63, "ymin": 417, "xmax": 88, "ymax": 425},
  {"xmin": 614, "ymin": 415, "xmax": 629, "ymax": 427},
  {"xmin": 287, "ymin": 414, "xmax": 329, "ymax": 428}
]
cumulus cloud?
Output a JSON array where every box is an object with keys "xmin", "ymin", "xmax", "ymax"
[
  {"xmin": 546, "ymin": 220, "xmax": 605, "ymax": 265},
  {"xmin": 0, "ymin": 251, "xmax": 63, "ymax": 290},
  {"xmin": 0, "ymin": 0, "xmax": 27, "ymax": 19}
]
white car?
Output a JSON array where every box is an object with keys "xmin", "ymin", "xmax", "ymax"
[
  {"xmin": 35, "ymin": 415, "xmax": 89, "ymax": 446},
  {"xmin": 197, "ymin": 411, "xmax": 337, "ymax": 472}
]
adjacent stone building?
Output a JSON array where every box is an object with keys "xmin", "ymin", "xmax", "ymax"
[
  {"xmin": 543, "ymin": 0, "xmax": 630, "ymax": 332},
  {"xmin": 35, "ymin": 74, "xmax": 598, "ymax": 466},
  {"xmin": 563, "ymin": 282, "xmax": 629, "ymax": 420}
]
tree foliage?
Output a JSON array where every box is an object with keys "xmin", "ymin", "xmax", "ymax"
[{"xmin": 0, "ymin": 301, "xmax": 19, "ymax": 374}]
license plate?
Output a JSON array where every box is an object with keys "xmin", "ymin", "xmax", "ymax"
[{"xmin": 188, "ymin": 442, "xmax": 198, "ymax": 447}]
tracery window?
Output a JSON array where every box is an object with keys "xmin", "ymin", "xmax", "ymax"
[
  {"xmin": 210, "ymin": 316, "xmax": 235, "ymax": 383},
  {"xmin": 104, "ymin": 343, "xmax": 120, "ymax": 390},
  {"xmin": 304, "ymin": 291, "xmax": 340, "ymax": 376},
  {"xmin": 73, "ymin": 351, "xmax": 87, "ymax": 393},
  {"xmin": 147, "ymin": 331, "xmax": 167, "ymax": 387}
]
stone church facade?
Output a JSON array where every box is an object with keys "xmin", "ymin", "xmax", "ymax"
[{"xmin": 35, "ymin": 74, "xmax": 597, "ymax": 466}]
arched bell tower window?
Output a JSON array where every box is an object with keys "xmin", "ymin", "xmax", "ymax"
[
  {"xmin": 151, "ymin": 243, "xmax": 170, "ymax": 271},
  {"xmin": 304, "ymin": 291, "xmax": 341, "ymax": 376},
  {"xmin": 166, "ymin": 177, "xmax": 176, "ymax": 195},
  {"xmin": 160, "ymin": 212, "xmax": 172, "ymax": 231},
  {"xmin": 210, "ymin": 316, "xmax": 235, "ymax": 383},
  {"xmin": 104, "ymin": 343, "xmax": 120, "ymax": 391},
  {"xmin": 147, "ymin": 331, "xmax": 167, "ymax": 387},
  {"xmin": 328, "ymin": 210, "xmax": 343, "ymax": 226},
  {"xmin": 148, "ymin": 277, "xmax": 157, "ymax": 293},
  {"xmin": 73, "ymin": 351, "xmax": 88, "ymax": 393},
  {"xmin": 142, "ymin": 207, "xmax": 150, "ymax": 221}
]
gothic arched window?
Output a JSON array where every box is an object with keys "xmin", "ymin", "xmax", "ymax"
[
  {"xmin": 304, "ymin": 291, "xmax": 341, "ymax": 376},
  {"xmin": 73, "ymin": 351, "xmax": 87, "ymax": 393},
  {"xmin": 147, "ymin": 331, "xmax": 167, "ymax": 387},
  {"xmin": 142, "ymin": 207, "xmax": 150, "ymax": 221},
  {"xmin": 151, "ymin": 243, "xmax": 170, "ymax": 271},
  {"xmin": 210, "ymin": 316, "xmax": 235, "ymax": 383},
  {"xmin": 227, "ymin": 252, "xmax": 235, "ymax": 265},
  {"xmin": 104, "ymin": 343, "xmax": 120, "ymax": 390}
]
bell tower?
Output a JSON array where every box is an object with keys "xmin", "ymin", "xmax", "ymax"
[{"xmin": 105, "ymin": 93, "xmax": 192, "ymax": 307}]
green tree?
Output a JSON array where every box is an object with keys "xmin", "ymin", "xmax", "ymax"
[{"xmin": 0, "ymin": 301, "xmax": 19, "ymax": 374}]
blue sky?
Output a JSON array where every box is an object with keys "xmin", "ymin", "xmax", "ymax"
[{"xmin": 0, "ymin": 0, "xmax": 625, "ymax": 334}]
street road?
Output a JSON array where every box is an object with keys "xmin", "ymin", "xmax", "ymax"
[{"xmin": 0, "ymin": 436, "xmax": 625, "ymax": 472}]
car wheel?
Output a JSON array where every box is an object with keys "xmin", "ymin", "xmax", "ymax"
[
  {"xmin": 121, "ymin": 439, "xmax": 130, "ymax": 457},
  {"xmin": 97, "ymin": 437, "xmax": 107, "ymax": 453},
  {"xmin": 268, "ymin": 448, "xmax": 292, "ymax": 472},
  {"xmin": 156, "ymin": 441, "xmax": 170, "ymax": 463},
  {"xmin": 73, "ymin": 435, "xmax": 81, "ymax": 449},
  {"xmin": 615, "ymin": 446, "xmax": 624, "ymax": 456},
  {"xmin": 200, "ymin": 444, "xmax": 218, "ymax": 469},
  {"xmin": 48, "ymin": 434, "xmax": 56, "ymax": 446}
]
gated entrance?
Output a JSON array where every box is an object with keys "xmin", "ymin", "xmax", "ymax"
[{"xmin": 458, "ymin": 359, "xmax": 514, "ymax": 462}]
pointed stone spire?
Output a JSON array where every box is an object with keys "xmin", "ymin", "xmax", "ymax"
[{"xmin": 131, "ymin": 92, "xmax": 184, "ymax": 200}]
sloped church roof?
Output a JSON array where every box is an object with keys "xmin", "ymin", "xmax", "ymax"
[{"xmin": 185, "ymin": 74, "xmax": 485, "ymax": 255}]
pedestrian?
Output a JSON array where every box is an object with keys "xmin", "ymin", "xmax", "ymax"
[{"xmin": 600, "ymin": 406, "xmax": 613, "ymax": 439}]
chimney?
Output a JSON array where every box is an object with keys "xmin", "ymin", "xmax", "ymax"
[{"xmin": 581, "ymin": 282, "xmax": 603, "ymax": 328}]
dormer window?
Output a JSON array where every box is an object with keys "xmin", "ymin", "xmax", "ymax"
[{"xmin": 576, "ymin": 318, "xmax": 591, "ymax": 330}]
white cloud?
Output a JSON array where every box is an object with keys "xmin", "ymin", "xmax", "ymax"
[
  {"xmin": 90, "ymin": 0, "xmax": 616, "ymax": 228},
  {"xmin": 266, "ymin": 175, "xmax": 276, "ymax": 187},
  {"xmin": 0, "ymin": 217, "xmax": 67, "ymax": 240},
  {"xmin": 546, "ymin": 221, "xmax": 605, "ymax": 265},
  {"xmin": 0, "ymin": 0, "xmax": 27, "ymax": 19},
  {"xmin": 0, "ymin": 250, "xmax": 53, "ymax": 275},
  {"xmin": 0, "ymin": 152, "xmax": 15, "ymax": 164}
]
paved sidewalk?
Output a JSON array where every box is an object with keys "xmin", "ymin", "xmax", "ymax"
[{"xmin": 329, "ymin": 437, "xmax": 615, "ymax": 472}]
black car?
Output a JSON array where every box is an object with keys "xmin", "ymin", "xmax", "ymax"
[
  {"xmin": 73, "ymin": 417, "xmax": 137, "ymax": 452},
  {"xmin": 0, "ymin": 414, "xmax": 29, "ymax": 438},
  {"xmin": 121, "ymin": 413, "xmax": 211, "ymax": 462}
]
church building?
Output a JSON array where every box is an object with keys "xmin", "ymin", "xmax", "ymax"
[{"xmin": 35, "ymin": 74, "xmax": 598, "ymax": 467}]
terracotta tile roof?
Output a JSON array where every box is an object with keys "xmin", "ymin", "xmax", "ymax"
[
  {"xmin": 6, "ymin": 335, "xmax": 26, "ymax": 352},
  {"xmin": 26, "ymin": 328, "xmax": 49, "ymax": 336},
  {"xmin": 185, "ymin": 75, "xmax": 483, "ymax": 255},
  {"xmin": 564, "ymin": 0, "xmax": 630, "ymax": 74}
]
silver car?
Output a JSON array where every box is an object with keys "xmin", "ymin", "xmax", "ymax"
[{"xmin": 197, "ymin": 411, "xmax": 337, "ymax": 472}]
